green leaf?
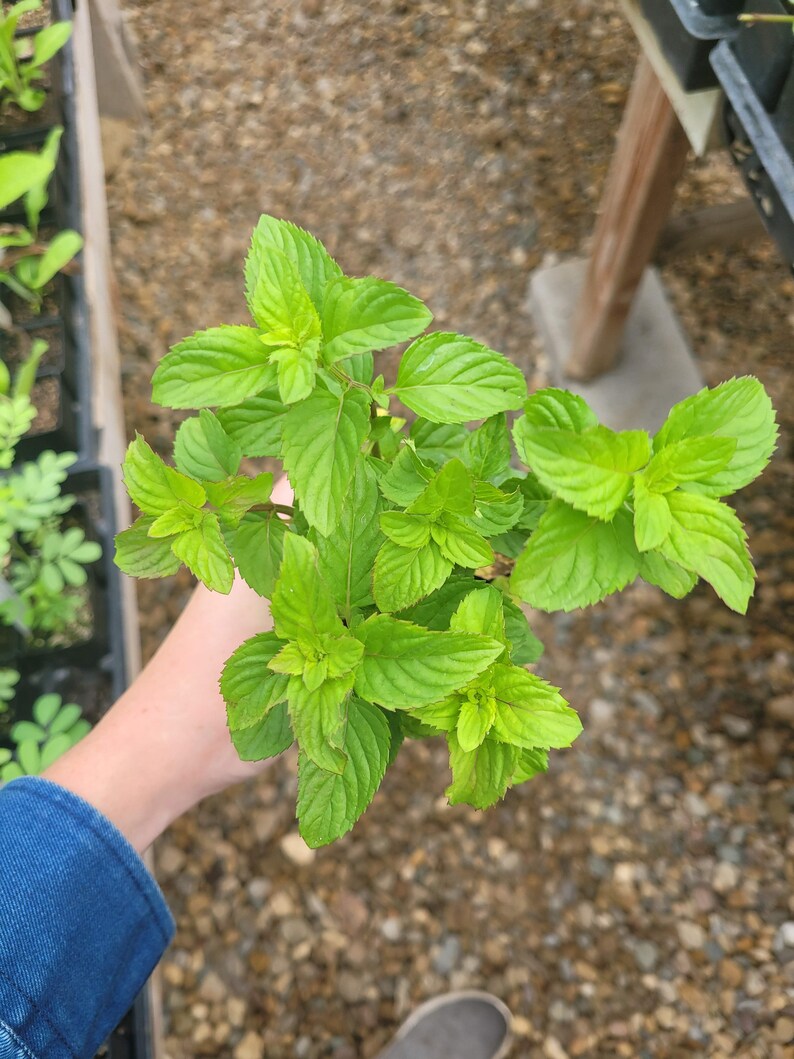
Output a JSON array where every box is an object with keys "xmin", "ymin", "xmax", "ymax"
[
  {"xmin": 653, "ymin": 377, "xmax": 777, "ymax": 497},
  {"xmin": 394, "ymin": 333, "xmax": 527, "ymax": 424},
  {"xmin": 511, "ymin": 747, "xmax": 549, "ymax": 784},
  {"xmin": 379, "ymin": 511, "xmax": 430, "ymax": 549},
  {"xmin": 221, "ymin": 632, "xmax": 290, "ymax": 730},
  {"xmin": 408, "ymin": 458, "xmax": 475, "ymax": 517},
  {"xmin": 449, "ymin": 585, "xmax": 506, "ymax": 645},
  {"xmin": 502, "ymin": 597, "xmax": 544, "ymax": 664},
  {"xmin": 288, "ymin": 674, "xmax": 351, "ymax": 773},
  {"xmin": 230, "ymin": 702, "xmax": 293, "ymax": 761},
  {"xmin": 513, "ymin": 422, "xmax": 651, "ymax": 520},
  {"xmin": 465, "ymin": 483, "xmax": 524, "ymax": 537},
  {"xmin": 353, "ymin": 614, "xmax": 504, "ymax": 710},
  {"xmin": 409, "ymin": 419, "xmax": 468, "ymax": 467},
  {"xmin": 379, "ymin": 445, "xmax": 433, "ymax": 506},
  {"xmin": 490, "ymin": 664, "xmax": 581, "ymax": 749},
  {"xmin": 637, "ymin": 550, "xmax": 697, "ymax": 599},
  {"xmin": 114, "ymin": 516, "xmax": 181, "ymax": 578},
  {"xmin": 171, "ymin": 512, "xmax": 234, "ymax": 593},
  {"xmin": 372, "ymin": 539, "xmax": 452, "ymax": 613},
  {"xmin": 658, "ymin": 491, "xmax": 754, "ymax": 613},
  {"xmin": 270, "ymin": 339, "xmax": 320, "ymax": 405},
  {"xmin": 643, "ymin": 436, "xmax": 736, "ymax": 493},
  {"xmin": 16, "ymin": 739, "xmax": 41, "ymax": 776},
  {"xmin": 148, "ymin": 502, "xmax": 202, "ymax": 538},
  {"xmin": 632, "ymin": 474, "xmax": 673, "ymax": 552},
  {"xmin": 216, "ymin": 390, "xmax": 287, "ymax": 458},
  {"xmin": 511, "ymin": 473, "xmax": 554, "ymax": 532},
  {"xmin": 227, "ymin": 511, "xmax": 286, "ymax": 598},
  {"xmin": 152, "ymin": 326, "xmax": 277, "ymax": 409},
  {"xmin": 24, "ymin": 230, "xmax": 82, "ymax": 288},
  {"xmin": 461, "ymin": 414, "xmax": 511, "ymax": 481},
  {"xmin": 310, "ymin": 458, "xmax": 383, "ymax": 617},
  {"xmin": 281, "ymin": 389, "xmax": 370, "ymax": 536},
  {"xmin": 0, "ymin": 152, "xmax": 52, "ymax": 211},
  {"xmin": 205, "ymin": 473, "xmax": 274, "ymax": 526},
  {"xmin": 245, "ymin": 215, "xmax": 342, "ymax": 315},
  {"xmin": 397, "ymin": 573, "xmax": 481, "ymax": 630},
  {"xmin": 122, "ymin": 434, "xmax": 206, "ymax": 516},
  {"xmin": 512, "ymin": 501, "xmax": 639, "ymax": 612},
  {"xmin": 39, "ymin": 733, "xmax": 74, "ymax": 770},
  {"xmin": 173, "ymin": 410, "xmax": 242, "ymax": 482},
  {"xmin": 297, "ymin": 698, "xmax": 391, "ymax": 847},
  {"xmin": 32, "ymin": 692, "xmax": 60, "ymax": 727},
  {"xmin": 321, "ymin": 275, "xmax": 432, "ymax": 361},
  {"xmin": 523, "ymin": 387, "xmax": 598, "ymax": 432},
  {"xmin": 456, "ymin": 690, "xmax": 497, "ymax": 752},
  {"xmin": 32, "ymin": 20, "xmax": 72, "ymax": 65},
  {"xmin": 11, "ymin": 720, "xmax": 46, "ymax": 744},
  {"xmin": 445, "ymin": 733, "xmax": 517, "ymax": 809},
  {"xmin": 431, "ymin": 515, "xmax": 493, "ymax": 569},
  {"xmin": 271, "ymin": 532, "xmax": 343, "ymax": 643},
  {"xmin": 248, "ymin": 246, "xmax": 321, "ymax": 342}
]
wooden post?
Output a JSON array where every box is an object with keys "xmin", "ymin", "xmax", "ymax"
[{"xmin": 565, "ymin": 55, "xmax": 691, "ymax": 381}]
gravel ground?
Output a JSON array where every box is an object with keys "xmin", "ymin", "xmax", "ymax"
[{"xmin": 106, "ymin": 1, "xmax": 794, "ymax": 1056}]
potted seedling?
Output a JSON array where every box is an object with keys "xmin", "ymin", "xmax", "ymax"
[
  {"xmin": 0, "ymin": 675, "xmax": 90, "ymax": 780},
  {"xmin": 0, "ymin": 0, "xmax": 71, "ymax": 127},
  {"xmin": 115, "ymin": 216, "xmax": 777, "ymax": 848}
]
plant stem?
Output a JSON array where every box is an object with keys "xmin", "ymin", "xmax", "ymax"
[{"xmin": 738, "ymin": 13, "xmax": 794, "ymax": 22}]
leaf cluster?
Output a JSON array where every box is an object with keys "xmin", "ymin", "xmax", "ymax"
[
  {"xmin": 0, "ymin": 0, "xmax": 71, "ymax": 113},
  {"xmin": 0, "ymin": 677, "xmax": 90, "ymax": 781},
  {"xmin": 115, "ymin": 216, "xmax": 777, "ymax": 846}
]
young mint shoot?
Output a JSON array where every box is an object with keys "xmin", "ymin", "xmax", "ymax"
[{"xmin": 114, "ymin": 215, "xmax": 778, "ymax": 847}]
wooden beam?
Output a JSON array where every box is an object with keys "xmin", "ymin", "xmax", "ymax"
[
  {"xmin": 565, "ymin": 55, "xmax": 691, "ymax": 381},
  {"xmin": 657, "ymin": 198, "xmax": 766, "ymax": 259}
]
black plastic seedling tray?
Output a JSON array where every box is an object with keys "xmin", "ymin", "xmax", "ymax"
[{"xmin": 639, "ymin": 0, "xmax": 744, "ymax": 91}]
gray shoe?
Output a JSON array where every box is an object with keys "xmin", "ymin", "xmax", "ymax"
[{"xmin": 376, "ymin": 991, "xmax": 513, "ymax": 1059}]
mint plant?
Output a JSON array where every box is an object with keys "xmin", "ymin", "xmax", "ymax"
[
  {"xmin": 1, "ymin": 349, "xmax": 102, "ymax": 637},
  {"xmin": 0, "ymin": 683, "xmax": 90, "ymax": 781},
  {"xmin": 0, "ymin": 0, "xmax": 72, "ymax": 113},
  {"xmin": 115, "ymin": 215, "xmax": 777, "ymax": 847},
  {"xmin": 0, "ymin": 128, "xmax": 83, "ymax": 319}
]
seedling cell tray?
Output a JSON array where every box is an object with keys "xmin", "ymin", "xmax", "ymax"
[{"xmin": 639, "ymin": 0, "xmax": 743, "ymax": 92}]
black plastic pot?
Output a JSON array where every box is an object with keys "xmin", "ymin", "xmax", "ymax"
[
  {"xmin": 731, "ymin": 0, "xmax": 793, "ymax": 108},
  {"xmin": 639, "ymin": 0, "xmax": 744, "ymax": 91},
  {"xmin": 713, "ymin": 39, "xmax": 794, "ymax": 266},
  {"xmin": 1, "ymin": 0, "xmax": 93, "ymax": 467}
]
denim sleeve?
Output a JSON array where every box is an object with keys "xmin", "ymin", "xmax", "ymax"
[{"xmin": 0, "ymin": 776, "xmax": 174, "ymax": 1059}]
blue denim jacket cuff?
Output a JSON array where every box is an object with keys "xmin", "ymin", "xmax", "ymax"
[{"xmin": 0, "ymin": 776, "xmax": 174, "ymax": 1059}]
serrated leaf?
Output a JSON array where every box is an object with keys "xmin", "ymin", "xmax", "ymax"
[
  {"xmin": 465, "ymin": 483, "xmax": 524, "ymax": 537},
  {"xmin": 394, "ymin": 333, "xmax": 527, "ymax": 424},
  {"xmin": 114, "ymin": 516, "xmax": 181, "ymax": 579},
  {"xmin": 509, "ymin": 473, "xmax": 554, "ymax": 532},
  {"xmin": 449, "ymin": 585, "xmax": 507, "ymax": 645},
  {"xmin": 205, "ymin": 473, "xmax": 274, "ymax": 526},
  {"xmin": 245, "ymin": 215, "xmax": 342, "ymax": 315},
  {"xmin": 512, "ymin": 501, "xmax": 639, "ymax": 612},
  {"xmin": 271, "ymin": 532, "xmax": 343, "ymax": 643},
  {"xmin": 457, "ymin": 692, "xmax": 497, "ymax": 752},
  {"xmin": 172, "ymin": 512, "xmax": 234, "ymax": 593},
  {"xmin": 637, "ymin": 550, "xmax": 697, "ymax": 599},
  {"xmin": 297, "ymin": 698, "xmax": 391, "ymax": 847},
  {"xmin": 310, "ymin": 458, "xmax": 383, "ymax": 618},
  {"xmin": 643, "ymin": 436, "xmax": 736, "ymax": 493},
  {"xmin": 659, "ymin": 491, "xmax": 754, "ymax": 613},
  {"xmin": 379, "ymin": 445, "xmax": 434, "ymax": 506},
  {"xmin": 409, "ymin": 419, "xmax": 468, "ymax": 467},
  {"xmin": 511, "ymin": 747, "xmax": 549, "ymax": 784},
  {"xmin": 122, "ymin": 434, "xmax": 206, "ymax": 516},
  {"xmin": 221, "ymin": 632, "xmax": 290, "ymax": 730},
  {"xmin": 174, "ymin": 410, "xmax": 242, "ymax": 482},
  {"xmin": 231, "ymin": 702, "xmax": 293, "ymax": 761},
  {"xmin": 227, "ymin": 510, "xmax": 286, "ymax": 598},
  {"xmin": 501, "ymin": 597, "xmax": 544, "ymax": 664},
  {"xmin": 461, "ymin": 414, "xmax": 511, "ymax": 481},
  {"xmin": 148, "ymin": 502, "xmax": 202, "ymax": 538},
  {"xmin": 513, "ymin": 422, "xmax": 651, "ymax": 520},
  {"xmin": 353, "ymin": 614, "xmax": 503, "ymax": 710},
  {"xmin": 270, "ymin": 338, "xmax": 321, "ymax": 405},
  {"xmin": 523, "ymin": 388, "xmax": 598, "ymax": 432},
  {"xmin": 372, "ymin": 539, "xmax": 452, "ymax": 613},
  {"xmin": 653, "ymin": 376, "xmax": 777, "ymax": 497},
  {"xmin": 431, "ymin": 515, "xmax": 493, "ymax": 568},
  {"xmin": 445, "ymin": 733, "xmax": 517, "ymax": 809},
  {"xmin": 632, "ymin": 475, "xmax": 673, "ymax": 552},
  {"xmin": 397, "ymin": 573, "xmax": 481, "ymax": 630},
  {"xmin": 288, "ymin": 674, "xmax": 351, "ymax": 773},
  {"xmin": 249, "ymin": 246, "xmax": 321, "ymax": 342},
  {"xmin": 152, "ymin": 326, "xmax": 277, "ymax": 409},
  {"xmin": 321, "ymin": 275, "xmax": 432, "ymax": 361},
  {"xmin": 216, "ymin": 391, "xmax": 287, "ymax": 458},
  {"xmin": 490, "ymin": 664, "xmax": 581, "ymax": 749},
  {"xmin": 281, "ymin": 389, "xmax": 370, "ymax": 536},
  {"xmin": 379, "ymin": 511, "xmax": 430, "ymax": 549},
  {"xmin": 408, "ymin": 458, "xmax": 475, "ymax": 517}
]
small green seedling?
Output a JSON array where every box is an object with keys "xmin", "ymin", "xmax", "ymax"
[
  {"xmin": 0, "ymin": 667, "xmax": 19, "ymax": 716},
  {"xmin": 1, "ymin": 347, "xmax": 102, "ymax": 637},
  {"xmin": 0, "ymin": 128, "xmax": 83, "ymax": 319},
  {"xmin": 0, "ymin": 0, "xmax": 72, "ymax": 113},
  {"xmin": 0, "ymin": 685, "xmax": 90, "ymax": 781},
  {"xmin": 114, "ymin": 216, "xmax": 778, "ymax": 847}
]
